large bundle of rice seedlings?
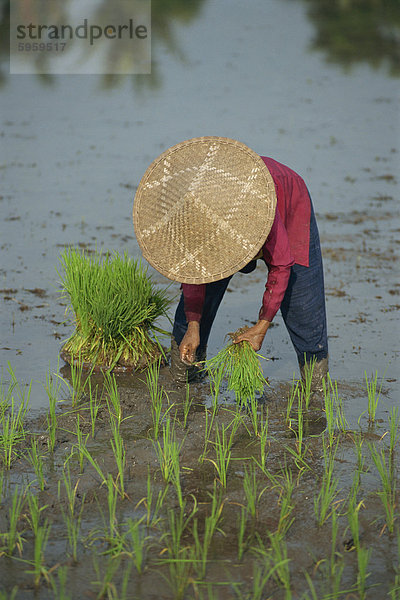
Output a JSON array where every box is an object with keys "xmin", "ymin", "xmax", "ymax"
[
  {"xmin": 58, "ymin": 248, "xmax": 172, "ymax": 370},
  {"xmin": 205, "ymin": 328, "xmax": 267, "ymax": 402}
]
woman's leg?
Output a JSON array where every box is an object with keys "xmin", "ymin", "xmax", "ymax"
[
  {"xmin": 280, "ymin": 202, "xmax": 328, "ymax": 394},
  {"xmin": 171, "ymin": 276, "xmax": 232, "ymax": 383}
]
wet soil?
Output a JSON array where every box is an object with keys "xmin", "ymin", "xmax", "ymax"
[{"xmin": 0, "ymin": 366, "xmax": 398, "ymax": 599}]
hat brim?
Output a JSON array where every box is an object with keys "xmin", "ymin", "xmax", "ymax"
[{"xmin": 133, "ymin": 136, "xmax": 277, "ymax": 284}]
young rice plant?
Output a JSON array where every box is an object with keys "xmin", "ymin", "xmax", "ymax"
[{"xmin": 58, "ymin": 248, "xmax": 171, "ymax": 369}]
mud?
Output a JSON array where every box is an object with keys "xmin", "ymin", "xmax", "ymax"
[{"xmin": 1, "ymin": 366, "xmax": 399, "ymax": 599}]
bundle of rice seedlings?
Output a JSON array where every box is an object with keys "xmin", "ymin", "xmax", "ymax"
[
  {"xmin": 205, "ymin": 327, "xmax": 267, "ymax": 402},
  {"xmin": 58, "ymin": 248, "xmax": 172, "ymax": 370}
]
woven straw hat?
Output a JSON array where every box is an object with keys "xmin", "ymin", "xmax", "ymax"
[{"xmin": 133, "ymin": 136, "xmax": 277, "ymax": 284}]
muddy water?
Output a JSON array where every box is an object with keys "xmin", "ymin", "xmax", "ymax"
[
  {"xmin": 1, "ymin": 0, "xmax": 399, "ymax": 416},
  {"xmin": 0, "ymin": 0, "xmax": 399, "ymax": 597}
]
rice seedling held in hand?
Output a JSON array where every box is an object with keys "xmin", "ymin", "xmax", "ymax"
[
  {"xmin": 58, "ymin": 248, "xmax": 171, "ymax": 370},
  {"xmin": 205, "ymin": 327, "xmax": 267, "ymax": 404}
]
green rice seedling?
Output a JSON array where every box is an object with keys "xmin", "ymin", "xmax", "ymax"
[
  {"xmin": 182, "ymin": 381, "xmax": 194, "ymax": 429},
  {"xmin": 68, "ymin": 353, "xmax": 94, "ymax": 407},
  {"xmin": 365, "ymin": 370, "xmax": 385, "ymax": 423},
  {"xmin": 192, "ymin": 481, "xmax": 224, "ymax": 577},
  {"xmin": 276, "ymin": 465, "xmax": 295, "ymax": 536},
  {"xmin": 0, "ymin": 396, "xmax": 27, "ymax": 468},
  {"xmin": 241, "ymin": 559, "xmax": 290, "ymax": 600},
  {"xmin": 388, "ymin": 406, "xmax": 400, "ymax": 457},
  {"xmin": 58, "ymin": 463, "xmax": 85, "ymax": 562},
  {"xmin": 0, "ymin": 588, "xmax": 18, "ymax": 600},
  {"xmin": 314, "ymin": 438, "xmax": 340, "ymax": 527},
  {"xmin": 268, "ymin": 531, "xmax": 292, "ymax": 598},
  {"xmin": 50, "ymin": 565, "xmax": 72, "ymax": 600},
  {"xmin": 79, "ymin": 444, "xmax": 106, "ymax": 482},
  {"xmin": 346, "ymin": 494, "xmax": 362, "ymax": 551},
  {"xmin": 205, "ymin": 329, "xmax": 267, "ymax": 403},
  {"xmin": 0, "ymin": 365, "xmax": 18, "ymax": 423},
  {"xmin": 1, "ymin": 485, "xmax": 26, "ymax": 556},
  {"xmin": 286, "ymin": 397, "xmax": 311, "ymax": 471},
  {"xmin": 3, "ymin": 363, "xmax": 32, "ymax": 420},
  {"xmin": 58, "ymin": 248, "xmax": 171, "ymax": 369},
  {"xmin": 327, "ymin": 506, "xmax": 345, "ymax": 596},
  {"xmin": 258, "ymin": 405, "xmax": 269, "ymax": 472},
  {"xmin": 237, "ymin": 506, "xmax": 248, "ymax": 561},
  {"xmin": 161, "ymin": 506, "xmax": 197, "ymax": 600},
  {"xmin": 43, "ymin": 368, "xmax": 61, "ymax": 452},
  {"xmin": 286, "ymin": 375, "xmax": 300, "ymax": 425},
  {"xmin": 389, "ymin": 530, "xmax": 400, "ymax": 600},
  {"xmin": 108, "ymin": 413, "xmax": 126, "ymax": 498},
  {"xmin": 324, "ymin": 374, "xmax": 348, "ymax": 434},
  {"xmin": 104, "ymin": 372, "xmax": 123, "ymax": 425},
  {"xmin": 88, "ymin": 378, "xmax": 101, "ymax": 437},
  {"xmin": 199, "ymin": 399, "xmax": 219, "ymax": 464},
  {"xmin": 300, "ymin": 356, "xmax": 318, "ymax": 410},
  {"xmin": 26, "ymin": 492, "xmax": 47, "ymax": 539},
  {"xmin": 243, "ymin": 463, "xmax": 266, "ymax": 522},
  {"xmin": 92, "ymin": 554, "xmax": 122, "ymax": 599},
  {"xmin": 243, "ymin": 463, "xmax": 258, "ymax": 520},
  {"xmin": 348, "ymin": 433, "xmax": 366, "ymax": 507},
  {"xmin": 368, "ymin": 441, "xmax": 397, "ymax": 533},
  {"xmin": 74, "ymin": 414, "xmax": 89, "ymax": 474},
  {"xmin": 145, "ymin": 358, "xmax": 174, "ymax": 439},
  {"xmin": 25, "ymin": 519, "xmax": 52, "ymax": 587},
  {"xmin": 125, "ymin": 517, "xmax": 147, "ymax": 574},
  {"xmin": 207, "ymin": 418, "xmax": 239, "ymax": 488},
  {"xmin": 323, "ymin": 378, "xmax": 336, "ymax": 445},
  {"xmin": 146, "ymin": 358, "xmax": 163, "ymax": 439},
  {"xmin": 136, "ymin": 467, "xmax": 168, "ymax": 528},
  {"xmin": 356, "ymin": 545, "xmax": 372, "ymax": 600},
  {"xmin": 208, "ymin": 358, "xmax": 226, "ymax": 409},
  {"xmin": 25, "ymin": 438, "xmax": 46, "ymax": 491},
  {"xmin": 153, "ymin": 417, "xmax": 183, "ymax": 492},
  {"xmin": 163, "ymin": 503, "xmax": 197, "ymax": 559},
  {"xmin": 346, "ymin": 493, "xmax": 372, "ymax": 598},
  {"xmin": 102, "ymin": 473, "xmax": 120, "ymax": 546},
  {"xmin": 161, "ymin": 546, "xmax": 195, "ymax": 600}
]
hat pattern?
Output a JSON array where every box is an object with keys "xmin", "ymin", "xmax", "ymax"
[{"xmin": 133, "ymin": 137, "xmax": 277, "ymax": 284}]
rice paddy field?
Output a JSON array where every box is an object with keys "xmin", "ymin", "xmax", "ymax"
[
  {"xmin": 0, "ymin": 359, "xmax": 399, "ymax": 599},
  {"xmin": 1, "ymin": 0, "xmax": 399, "ymax": 598}
]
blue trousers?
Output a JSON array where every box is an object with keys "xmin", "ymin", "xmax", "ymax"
[{"xmin": 172, "ymin": 204, "xmax": 328, "ymax": 367}]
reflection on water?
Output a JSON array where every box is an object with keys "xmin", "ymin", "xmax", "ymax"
[
  {"xmin": 303, "ymin": 0, "xmax": 400, "ymax": 76},
  {"xmin": 1, "ymin": 0, "xmax": 207, "ymax": 87},
  {"xmin": 1, "ymin": 0, "xmax": 399, "ymax": 88}
]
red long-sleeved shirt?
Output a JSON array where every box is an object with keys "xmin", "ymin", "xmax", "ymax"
[{"xmin": 182, "ymin": 156, "xmax": 311, "ymax": 323}]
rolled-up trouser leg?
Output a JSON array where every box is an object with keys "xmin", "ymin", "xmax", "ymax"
[
  {"xmin": 280, "ymin": 201, "xmax": 329, "ymax": 407},
  {"xmin": 170, "ymin": 276, "xmax": 232, "ymax": 384}
]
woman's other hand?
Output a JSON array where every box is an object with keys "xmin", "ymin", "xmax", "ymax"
[{"xmin": 233, "ymin": 319, "xmax": 270, "ymax": 351}]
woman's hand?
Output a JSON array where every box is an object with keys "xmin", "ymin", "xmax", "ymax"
[
  {"xmin": 179, "ymin": 321, "xmax": 200, "ymax": 364},
  {"xmin": 233, "ymin": 319, "xmax": 271, "ymax": 352}
]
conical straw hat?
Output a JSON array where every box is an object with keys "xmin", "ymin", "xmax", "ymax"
[{"xmin": 133, "ymin": 136, "xmax": 277, "ymax": 284}]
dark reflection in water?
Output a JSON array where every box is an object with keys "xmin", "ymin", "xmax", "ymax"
[
  {"xmin": 0, "ymin": 0, "xmax": 207, "ymax": 88},
  {"xmin": 1, "ymin": 0, "xmax": 399, "ymax": 86},
  {"xmin": 302, "ymin": 0, "xmax": 400, "ymax": 76}
]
